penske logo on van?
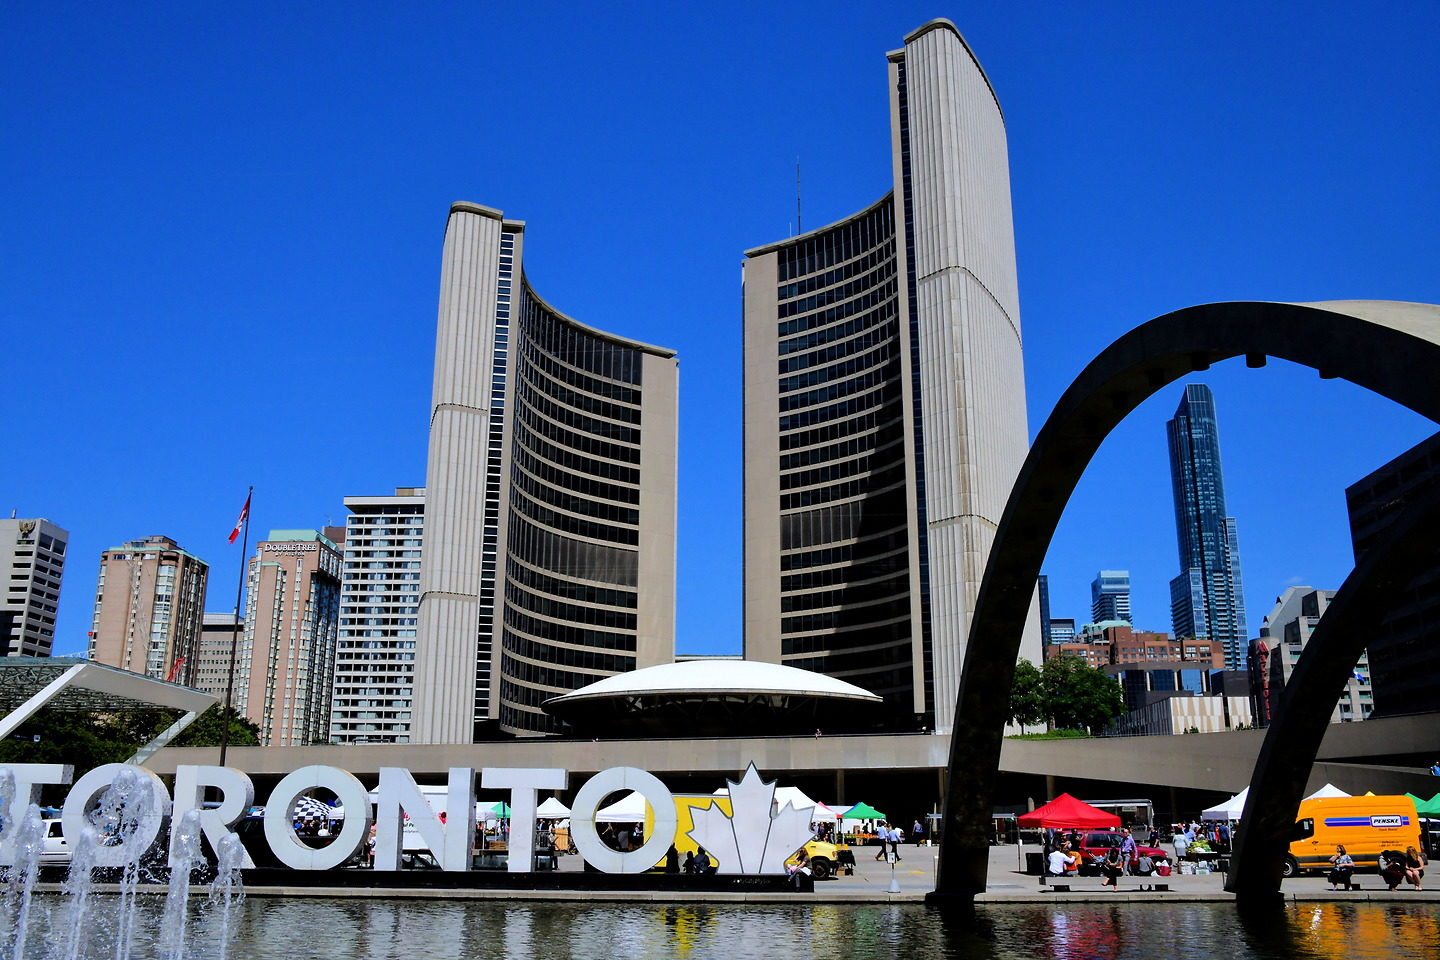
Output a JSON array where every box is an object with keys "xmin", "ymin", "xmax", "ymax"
[{"xmin": 1323, "ymin": 815, "xmax": 1410, "ymax": 828}]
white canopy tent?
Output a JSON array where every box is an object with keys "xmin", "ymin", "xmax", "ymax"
[
  {"xmin": 596, "ymin": 791, "xmax": 649, "ymax": 823},
  {"xmin": 537, "ymin": 797, "xmax": 571, "ymax": 818},
  {"xmin": 1201, "ymin": 787, "xmax": 1249, "ymax": 822},
  {"xmin": 1305, "ymin": 783, "xmax": 1351, "ymax": 800}
]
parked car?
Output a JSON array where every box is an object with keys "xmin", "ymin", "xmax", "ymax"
[
  {"xmin": 1072, "ymin": 830, "xmax": 1168, "ymax": 873},
  {"xmin": 41, "ymin": 818, "xmax": 69, "ymax": 865}
]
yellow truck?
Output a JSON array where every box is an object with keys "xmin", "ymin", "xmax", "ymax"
[{"xmin": 1285, "ymin": 794, "xmax": 1422, "ymax": 877}]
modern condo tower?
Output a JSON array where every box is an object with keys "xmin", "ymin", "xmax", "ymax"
[
  {"xmin": 413, "ymin": 203, "xmax": 679, "ymax": 741},
  {"xmin": 743, "ymin": 21, "xmax": 1038, "ymax": 733},
  {"xmin": 1167, "ymin": 383, "xmax": 1248, "ymax": 671}
]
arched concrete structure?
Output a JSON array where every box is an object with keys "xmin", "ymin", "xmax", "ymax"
[
  {"xmin": 1224, "ymin": 477, "xmax": 1440, "ymax": 900},
  {"xmin": 931, "ymin": 299, "xmax": 1440, "ymax": 901}
]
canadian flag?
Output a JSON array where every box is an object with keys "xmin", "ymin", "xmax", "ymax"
[{"xmin": 228, "ymin": 491, "xmax": 251, "ymax": 544}]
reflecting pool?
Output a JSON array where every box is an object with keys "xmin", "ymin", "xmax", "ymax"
[{"xmin": 11, "ymin": 897, "xmax": 1440, "ymax": 959}]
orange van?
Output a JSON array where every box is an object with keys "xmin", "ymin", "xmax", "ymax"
[{"xmin": 1285, "ymin": 794, "xmax": 1421, "ymax": 877}]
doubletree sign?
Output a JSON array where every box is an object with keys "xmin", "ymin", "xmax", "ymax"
[{"xmin": 0, "ymin": 762, "xmax": 815, "ymax": 875}]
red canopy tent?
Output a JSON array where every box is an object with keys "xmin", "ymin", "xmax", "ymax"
[{"xmin": 1016, "ymin": 793, "xmax": 1120, "ymax": 829}]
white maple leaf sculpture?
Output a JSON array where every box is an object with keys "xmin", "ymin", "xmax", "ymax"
[{"xmin": 686, "ymin": 763, "xmax": 815, "ymax": 874}]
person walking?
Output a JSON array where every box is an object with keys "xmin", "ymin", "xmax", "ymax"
[
  {"xmin": 912, "ymin": 818, "xmax": 925, "ymax": 846},
  {"xmin": 874, "ymin": 821, "xmax": 890, "ymax": 861},
  {"xmin": 1119, "ymin": 827, "xmax": 1138, "ymax": 876},
  {"xmin": 890, "ymin": 823, "xmax": 903, "ymax": 861}
]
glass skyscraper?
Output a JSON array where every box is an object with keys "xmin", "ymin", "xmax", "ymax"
[
  {"xmin": 1091, "ymin": 570, "xmax": 1132, "ymax": 624},
  {"xmin": 1166, "ymin": 384, "xmax": 1248, "ymax": 670}
]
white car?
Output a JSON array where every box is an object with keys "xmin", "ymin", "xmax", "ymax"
[{"xmin": 41, "ymin": 818, "xmax": 69, "ymax": 865}]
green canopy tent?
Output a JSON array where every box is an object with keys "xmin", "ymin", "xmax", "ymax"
[
  {"xmin": 839, "ymin": 801, "xmax": 886, "ymax": 821},
  {"xmin": 485, "ymin": 801, "xmax": 512, "ymax": 819},
  {"xmin": 1406, "ymin": 793, "xmax": 1440, "ymax": 816}
]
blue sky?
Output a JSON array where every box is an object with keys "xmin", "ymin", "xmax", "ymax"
[{"xmin": 4, "ymin": 2, "xmax": 1437, "ymax": 658}]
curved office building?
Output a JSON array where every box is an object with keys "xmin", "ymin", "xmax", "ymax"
[
  {"xmin": 743, "ymin": 20, "xmax": 1039, "ymax": 732},
  {"xmin": 414, "ymin": 203, "xmax": 677, "ymax": 741}
]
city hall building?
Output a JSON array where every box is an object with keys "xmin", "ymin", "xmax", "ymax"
[
  {"xmin": 742, "ymin": 20, "xmax": 1039, "ymax": 734},
  {"xmin": 412, "ymin": 203, "xmax": 679, "ymax": 742}
]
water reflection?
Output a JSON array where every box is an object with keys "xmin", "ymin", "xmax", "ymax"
[{"xmin": 15, "ymin": 897, "xmax": 1440, "ymax": 959}]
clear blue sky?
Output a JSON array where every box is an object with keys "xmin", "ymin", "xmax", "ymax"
[{"xmin": 4, "ymin": 2, "xmax": 1437, "ymax": 658}]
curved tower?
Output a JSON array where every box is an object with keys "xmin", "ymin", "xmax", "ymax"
[
  {"xmin": 414, "ymin": 203, "xmax": 678, "ymax": 741},
  {"xmin": 743, "ymin": 20, "xmax": 1037, "ymax": 732}
]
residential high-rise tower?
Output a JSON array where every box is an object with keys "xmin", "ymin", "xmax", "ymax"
[
  {"xmin": 742, "ymin": 20, "xmax": 1039, "ymax": 733},
  {"xmin": 1, "ymin": 518, "xmax": 68, "ymax": 657},
  {"xmin": 238, "ymin": 530, "xmax": 342, "ymax": 745},
  {"xmin": 331, "ymin": 488, "xmax": 424, "ymax": 744},
  {"xmin": 1167, "ymin": 384, "xmax": 1248, "ymax": 670},
  {"xmin": 89, "ymin": 536, "xmax": 208, "ymax": 681},
  {"xmin": 413, "ymin": 204, "xmax": 679, "ymax": 741}
]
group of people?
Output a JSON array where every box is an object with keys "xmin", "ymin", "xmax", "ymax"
[
  {"xmin": 871, "ymin": 822, "xmax": 907, "ymax": 861},
  {"xmin": 1172, "ymin": 819, "xmax": 1229, "ymax": 859}
]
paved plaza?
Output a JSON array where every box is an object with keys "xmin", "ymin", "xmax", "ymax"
[{"xmin": 183, "ymin": 843, "xmax": 1437, "ymax": 904}]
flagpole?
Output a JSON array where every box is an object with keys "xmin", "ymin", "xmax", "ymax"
[{"xmin": 219, "ymin": 486, "xmax": 252, "ymax": 768}]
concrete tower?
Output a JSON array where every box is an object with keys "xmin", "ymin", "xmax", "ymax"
[
  {"xmin": 742, "ymin": 21, "xmax": 1039, "ymax": 733},
  {"xmin": 413, "ymin": 204, "xmax": 678, "ymax": 741}
]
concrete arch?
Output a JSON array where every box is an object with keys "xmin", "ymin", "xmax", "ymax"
[{"xmin": 931, "ymin": 299, "xmax": 1440, "ymax": 901}]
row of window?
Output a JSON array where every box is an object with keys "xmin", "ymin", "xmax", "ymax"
[
  {"xmin": 778, "ymin": 317, "xmax": 898, "ymax": 376},
  {"xmin": 781, "ymin": 525, "xmax": 910, "ymax": 572},
  {"xmin": 510, "ymin": 462, "xmax": 640, "ymax": 526},
  {"xmin": 503, "ymin": 606, "xmax": 637, "ymax": 653},
  {"xmin": 776, "ymin": 234, "xmax": 895, "ymax": 302},
  {"xmin": 782, "ymin": 623, "xmax": 911, "ymax": 659},
  {"xmin": 502, "ymin": 631, "xmax": 636, "ymax": 675},
  {"xmin": 780, "ymin": 570, "xmax": 911, "ymax": 613},
  {"xmin": 514, "ymin": 401, "xmax": 640, "ymax": 466},
  {"xmin": 516, "ymin": 363, "xmax": 641, "ymax": 425},
  {"xmin": 780, "ymin": 435, "xmax": 904, "ymax": 491},
  {"xmin": 777, "ymin": 278, "xmax": 898, "ymax": 338},
  {"xmin": 513, "ymin": 418, "xmax": 641, "ymax": 485},
  {"xmin": 779, "ymin": 401, "xmax": 903, "ymax": 453},
  {"xmin": 781, "ymin": 547, "xmax": 909, "ymax": 591},
  {"xmin": 507, "ymin": 514, "xmax": 639, "ymax": 587},
  {"xmin": 517, "ymin": 322, "xmax": 640, "ymax": 404},
  {"xmin": 779, "ymin": 419, "xmax": 904, "ymax": 470},
  {"xmin": 778, "ymin": 338, "xmax": 896, "ymax": 396},
  {"xmin": 504, "ymin": 580, "xmax": 638, "ymax": 632},
  {"xmin": 782, "ymin": 598, "xmax": 911, "ymax": 635},
  {"xmin": 780, "ymin": 462, "xmax": 906, "ymax": 511},
  {"xmin": 779, "ymin": 381, "xmax": 896, "ymax": 432},
  {"xmin": 522, "ymin": 295, "xmax": 643, "ymax": 386},
  {"xmin": 511, "ymin": 442, "xmax": 639, "ymax": 505},
  {"xmin": 780, "ymin": 487, "xmax": 910, "ymax": 551},
  {"xmin": 510, "ymin": 487, "xmax": 640, "ymax": 547},
  {"xmin": 507, "ymin": 559, "xmax": 637, "ymax": 610},
  {"xmin": 778, "ymin": 256, "xmax": 896, "ymax": 319},
  {"xmin": 776, "ymin": 198, "xmax": 895, "ymax": 283},
  {"xmin": 516, "ymin": 377, "xmax": 641, "ymax": 444}
]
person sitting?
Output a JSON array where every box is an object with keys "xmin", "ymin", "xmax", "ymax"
[
  {"xmin": 1380, "ymin": 850, "xmax": 1407, "ymax": 891},
  {"xmin": 1046, "ymin": 846, "xmax": 1070, "ymax": 876},
  {"xmin": 694, "ymin": 847, "xmax": 715, "ymax": 875},
  {"xmin": 682, "ymin": 851, "xmax": 696, "ymax": 875},
  {"xmin": 1327, "ymin": 844, "xmax": 1355, "ymax": 890},
  {"xmin": 1404, "ymin": 845, "xmax": 1427, "ymax": 890}
]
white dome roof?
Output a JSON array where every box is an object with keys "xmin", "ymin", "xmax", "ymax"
[{"xmin": 545, "ymin": 659, "xmax": 882, "ymax": 706}]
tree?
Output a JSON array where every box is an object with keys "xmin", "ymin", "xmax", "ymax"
[
  {"xmin": 0, "ymin": 705, "xmax": 259, "ymax": 787},
  {"xmin": 1008, "ymin": 659, "xmax": 1047, "ymax": 730},
  {"xmin": 1040, "ymin": 654, "xmax": 1125, "ymax": 734}
]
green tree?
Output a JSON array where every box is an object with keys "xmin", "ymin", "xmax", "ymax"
[
  {"xmin": 0, "ymin": 706, "xmax": 259, "ymax": 786},
  {"xmin": 1008, "ymin": 659, "xmax": 1047, "ymax": 730},
  {"xmin": 1040, "ymin": 654, "xmax": 1125, "ymax": 734}
]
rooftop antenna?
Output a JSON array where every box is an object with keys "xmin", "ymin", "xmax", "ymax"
[{"xmin": 795, "ymin": 158, "xmax": 802, "ymax": 235}]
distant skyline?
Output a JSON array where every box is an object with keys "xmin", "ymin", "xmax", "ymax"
[{"xmin": 4, "ymin": 3, "xmax": 1437, "ymax": 660}]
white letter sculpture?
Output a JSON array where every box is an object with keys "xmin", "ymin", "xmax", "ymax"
[{"xmin": 687, "ymin": 763, "xmax": 814, "ymax": 874}]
